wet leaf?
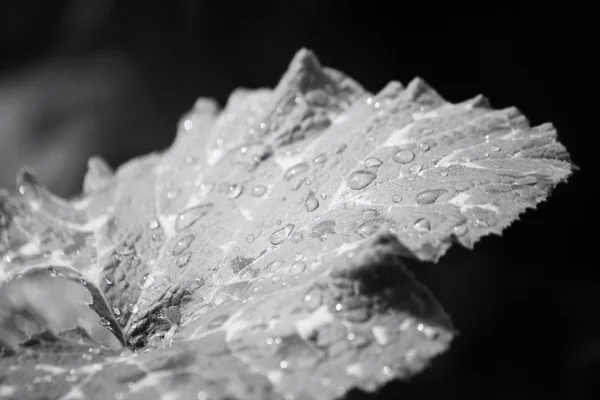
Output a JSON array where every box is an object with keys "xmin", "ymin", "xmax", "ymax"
[{"xmin": 0, "ymin": 49, "xmax": 572, "ymax": 399}]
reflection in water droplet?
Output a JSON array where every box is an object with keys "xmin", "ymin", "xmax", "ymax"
[
  {"xmin": 172, "ymin": 234, "xmax": 195, "ymax": 256},
  {"xmin": 409, "ymin": 164, "xmax": 423, "ymax": 174},
  {"xmin": 305, "ymin": 192, "xmax": 319, "ymax": 212},
  {"xmin": 364, "ymin": 157, "xmax": 383, "ymax": 168},
  {"xmin": 414, "ymin": 218, "xmax": 431, "ymax": 232},
  {"xmin": 269, "ymin": 224, "xmax": 295, "ymax": 245},
  {"xmin": 176, "ymin": 203, "xmax": 213, "ymax": 232},
  {"xmin": 252, "ymin": 185, "xmax": 267, "ymax": 197},
  {"xmin": 313, "ymin": 153, "xmax": 327, "ymax": 164},
  {"xmin": 348, "ymin": 170, "xmax": 376, "ymax": 190},
  {"xmin": 284, "ymin": 163, "xmax": 309, "ymax": 181},
  {"xmin": 415, "ymin": 189, "xmax": 447, "ymax": 205},
  {"xmin": 176, "ymin": 252, "xmax": 192, "ymax": 268},
  {"xmin": 291, "ymin": 231, "xmax": 304, "ymax": 243},
  {"xmin": 392, "ymin": 149, "xmax": 415, "ymax": 164},
  {"xmin": 148, "ymin": 219, "xmax": 160, "ymax": 230},
  {"xmin": 358, "ymin": 218, "xmax": 385, "ymax": 238},
  {"xmin": 227, "ymin": 184, "xmax": 243, "ymax": 199},
  {"xmin": 392, "ymin": 195, "xmax": 403, "ymax": 203}
]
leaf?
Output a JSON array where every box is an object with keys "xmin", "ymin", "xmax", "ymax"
[{"xmin": 0, "ymin": 49, "xmax": 572, "ymax": 399}]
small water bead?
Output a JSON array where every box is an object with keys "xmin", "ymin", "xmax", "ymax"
[
  {"xmin": 420, "ymin": 127, "xmax": 434, "ymax": 135},
  {"xmin": 305, "ymin": 191, "xmax": 319, "ymax": 212},
  {"xmin": 284, "ymin": 163, "xmax": 309, "ymax": 181},
  {"xmin": 313, "ymin": 153, "xmax": 327, "ymax": 164},
  {"xmin": 348, "ymin": 170, "xmax": 377, "ymax": 190},
  {"xmin": 280, "ymin": 360, "xmax": 289, "ymax": 369},
  {"xmin": 131, "ymin": 304, "xmax": 139, "ymax": 314},
  {"xmin": 409, "ymin": 163, "xmax": 423, "ymax": 174},
  {"xmin": 183, "ymin": 119, "xmax": 193, "ymax": 131},
  {"xmin": 418, "ymin": 143, "xmax": 430, "ymax": 152},
  {"xmin": 290, "ymin": 262, "xmax": 306, "ymax": 276},
  {"xmin": 335, "ymin": 143, "xmax": 347, "ymax": 154},
  {"xmin": 252, "ymin": 185, "xmax": 267, "ymax": 197},
  {"xmin": 366, "ymin": 97, "xmax": 373, "ymax": 105},
  {"xmin": 166, "ymin": 190, "xmax": 180, "ymax": 200},
  {"xmin": 148, "ymin": 219, "xmax": 160, "ymax": 230},
  {"xmin": 245, "ymin": 234, "xmax": 255, "ymax": 243},
  {"xmin": 335, "ymin": 303, "xmax": 343, "ymax": 311},
  {"xmin": 99, "ymin": 317, "xmax": 110, "ymax": 327},
  {"xmin": 382, "ymin": 366, "xmax": 392, "ymax": 375},
  {"xmin": 268, "ymin": 260, "xmax": 284, "ymax": 273},
  {"xmin": 176, "ymin": 203, "xmax": 213, "ymax": 232},
  {"xmin": 269, "ymin": 224, "xmax": 295, "ymax": 245},
  {"xmin": 364, "ymin": 157, "xmax": 383, "ymax": 168},
  {"xmin": 414, "ymin": 218, "xmax": 431, "ymax": 232},
  {"xmin": 176, "ymin": 252, "xmax": 192, "ymax": 268},
  {"xmin": 227, "ymin": 184, "xmax": 243, "ymax": 199},
  {"xmin": 392, "ymin": 195, "xmax": 403, "ymax": 203},
  {"xmin": 319, "ymin": 192, "xmax": 327, "ymax": 200},
  {"xmin": 344, "ymin": 201, "xmax": 356, "ymax": 210},
  {"xmin": 291, "ymin": 231, "xmax": 304, "ymax": 243},
  {"xmin": 453, "ymin": 223, "xmax": 468, "ymax": 236},
  {"xmin": 294, "ymin": 253, "xmax": 304, "ymax": 261},
  {"xmin": 172, "ymin": 234, "xmax": 195, "ymax": 256},
  {"xmin": 357, "ymin": 218, "xmax": 384, "ymax": 238},
  {"xmin": 275, "ymin": 219, "xmax": 282, "ymax": 225},
  {"xmin": 440, "ymin": 170, "xmax": 449, "ymax": 177},
  {"xmin": 112, "ymin": 307, "xmax": 121, "ymax": 316},
  {"xmin": 462, "ymin": 156, "xmax": 471, "ymax": 163},
  {"xmin": 491, "ymin": 145, "xmax": 501, "ymax": 152},
  {"xmin": 199, "ymin": 182, "xmax": 215, "ymax": 193},
  {"xmin": 140, "ymin": 273, "xmax": 155, "ymax": 289},
  {"xmin": 392, "ymin": 149, "xmax": 415, "ymax": 164},
  {"xmin": 415, "ymin": 189, "xmax": 447, "ymax": 205}
]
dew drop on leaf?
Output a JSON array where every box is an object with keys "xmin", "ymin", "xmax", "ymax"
[
  {"xmin": 269, "ymin": 224, "xmax": 295, "ymax": 245},
  {"xmin": 148, "ymin": 219, "xmax": 160, "ymax": 230},
  {"xmin": 414, "ymin": 218, "xmax": 431, "ymax": 232},
  {"xmin": 284, "ymin": 163, "xmax": 309, "ymax": 181},
  {"xmin": 252, "ymin": 185, "xmax": 267, "ymax": 197},
  {"xmin": 139, "ymin": 273, "xmax": 155, "ymax": 289},
  {"xmin": 313, "ymin": 153, "xmax": 327, "ymax": 164},
  {"xmin": 305, "ymin": 191, "xmax": 319, "ymax": 212},
  {"xmin": 357, "ymin": 218, "xmax": 384, "ymax": 238},
  {"xmin": 392, "ymin": 149, "xmax": 415, "ymax": 164},
  {"xmin": 245, "ymin": 234, "xmax": 255, "ymax": 243},
  {"xmin": 172, "ymin": 234, "xmax": 195, "ymax": 256},
  {"xmin": 348, "ymin": 170, "xmax": 377, "ymax": 190},
  {"xmin": 491, "ymin": 145, "xmax": 501, "ymax": 152},
  {"xmin": 419, "ymin": 143, "xmax": 430, "ymax": 152},
  {"xmin": 453, "ymin": 223, "xmax": 468, "ymax": 236},
  {"xmin": 267, "ymin": 260, "xmax": 284, "ymax": 272},
  {"xmin": 176, "ymin": 253, "xmax": 192, "ymax": 268},
  {"xmin": 364, "ymin": 157, "xmax": 383, "ymax": 168},
  {"xmin": 290, "ymin": 262, "xmax": 306, "ymax": 276},
  {"xmin": 414, "ymin": 189, "xmax": 447, "ymax": 205},
  {"xmin": 409, "ymin": 164, "xmax": 423, "ymax": 174},
  {"xmin": 291, "ymin": 231, "xmax": 304, "ymax": 243},
  {"xmin": 176, "ymin": 203, "xmax": 213, "ymax": 232},
  {"xmin": 227, "ymin": 184, "xmax": 244, "ymax": 199},
  {"xmin": 392, "ymin": 195, "xmax": 403, "ymax": 203},
  {"xmin": 112, "ymin": 307, "xmax": 121, "ymax": 316}
]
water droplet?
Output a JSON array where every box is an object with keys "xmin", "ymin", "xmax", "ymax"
[
  {"xmin": 269, "ymin": 224, "xmax": 295, "ymax": 245},
  {"xmin": 280, "ymin": 360, "xmax": 289, "ymax": 369},
  {"xmin": 131, "ymin": 304, "xmax": 139, "ymax": 314},
  {"xmin": 344, "ymin": 201, "xmax": 356, "ymax": 210},
  {"xmin": 348, "ymin": 170, "xmax": 376, "ymax": 190},
  {"xmin": 104, "ymin": 278, "xmax": 113, "ymax": 286},
  {"xmin": 364, "ymin": 157, "xmax": 383, "ymax": 168},
  {"xmin": 358, "ymin": 218, "xmax": 385, "ymax": 238},
  {"xmin": 419, "ymin": 143, "xmax": 430, "ymax": 152},
  {"xmin": 366, "ymin": 97, "xmax": 373, "ymax": 104},
  {"xmin": 199, "ymin": 182, "xmax": 215, "ymax": 194},
  {"xmin": 313, "ymin": 153, "xmax": 327, "ymax": 164},
  {"xmin": 409, "ymin": 163, "xmax": 423, "ymax": 174},
  {"xmin": 290, "ymin": 262, "xmax": 306, "ymax": 276},
  {"xmin": 415, "ymin": 189, "xmax": 447, "ymax": 205},
  {"xmin": 392, "ymin": 149, "xmax": 415, "ymax": 164},
  {"xmin": 304, "ymin": 289, "xmax": 323, "ymax": 311},
  {"xmin": 392, "ymin": 195, "xmax": 403, "ymax": 203},
  {"xmin": 99, "ymin": 317, "xmax": 110, "ymax": 327},
  {"xmin": 252, "ymin": 185, "xmax": 267, "ymax": 197},
  {"xmin": 197, "ymin": 391, "xmax": 208, "ymax": 400},
  {"xmin": 491, "ymin": 145, "xmax": 501, "ymax": 152},
  {"xmin": 166, "ymin": 189, "xmax": 180, "ymax": 200},
  {"xmin": 176, "ymin": 203, "xmax": 213, "ymax": 232},
  {"xmin": 441, "ymin": 170, "xmax": 449, "ymax": 177},
  {"xmin": 284, "ymin": 163, "xmax": 309, "ymax": 181},
  {"xmin": 268, "ymin": 260, "xmax": 284, "ymax": 272},
  {"xmin": 382, "ymin": 366, "xmax": 392, "ymax": 375},
  {"xmin": 305, "ymin": 191, "xmax": 319, "ymax": 212},
  {"xmin": 414, "ymin": 218, "xmax": 431, "ymax": 232},
  {"xmin": 227, "ymin": 184, "xmax": 243, "ymax": 199},
  {"xmin": 462, "ymin": 156, "xmax": 471, "ymax": 163},
  {"xmin": 112, "ymin": 307, "xmax": 121, "ymax": 316},
  {"xmin": 454, "ymin": 223, "xmax": 468, "ymax": 236},
  {"xmin": 172, "ymin": 234, "xmax": 195, "ymax": 256},
  {"xmin": 245, "ymin": 234, "xmax": 255, "ymax": 243},
  {"xmin": 176, "ymin": 253, "xmax": 191, "ymax": 268},
  {"xmin": 335, "ymin": 303, "xmax": 343, "ymax": 311},
  {"xmin": 291, "ymin": 231, "xmax": 304, "ymax": 243},
  {"xmin": 148, "ymin": 219, "xmax": 160, "ymax": 230},
  {"xmin": 140, "ymin": 273, "xmax": 155, "ymax": 289}
]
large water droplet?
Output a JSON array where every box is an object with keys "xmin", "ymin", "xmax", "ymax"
[
  {"xmin": 415, "ymin": 189, "xmax": 447, "ymax": 205},
  {"xmin": 252, "ymin": 185, "xmax": 267, "ymax": 197},
  {"xmin": 227, "ymin": 184, "xmax": 243, "ymax": 199},
  {"xmin": 357, "ymin": 218, "xmax": 385, "ymax": 238},
  {"xmin": 409, "ymin": 163, "xmax": 423, "ymax": 174},
  {"xmin": 305, "ymin": 191, "xmax": 319, "ymax": 212},
  {"xmin": 176, "ymin": 252, "xmax": 192, "ymax": 268},
  {"xmin": 414, "ymin": 218, "xmax": 431, "ymax": 232},
  {"xmin": 176, "ymin": 203, "xmax": 213, "ymax": 232},
  {"xmin": 172, "ymin": 234, "xmax": 195, "ymax": 256},
  {"xmin": 364, "ymin": 157, "xmax": 383, "ymax": 168},
  {"xmin": 313, "ymin": 153, "xmax": 327, "ymax": 164},
  {"xmin": 392, "ymin": 149, "xmax": 415, "ymax": 164},
  {"xmin": 269, "ymin": 224, "xmax": 295, "ymax": 245},
  {"xmin": 348, "ymin": 170, "xmax": 376, "ymax": 190},
  {"xmin": 284, "ymin": 163, "xmax": 309, "ymax": 181}
]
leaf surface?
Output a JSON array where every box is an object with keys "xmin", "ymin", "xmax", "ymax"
[{"xmin": 0, "ymin": 49, "xmax": 572, "ymax": 399}]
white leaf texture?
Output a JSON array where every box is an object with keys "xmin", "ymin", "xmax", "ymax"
[{"xmin": 0, "ymin": 49, "xmax": 572, "ymax": 400}]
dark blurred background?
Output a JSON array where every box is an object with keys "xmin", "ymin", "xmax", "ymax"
[{"xmin": 0, "ymin": 1, "xmax": 596, "ymax": 399}]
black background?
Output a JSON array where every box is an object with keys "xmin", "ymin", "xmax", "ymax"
[{"xmin": 0, "ymin": 1, "xmax": 597, "ymax": 399}]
